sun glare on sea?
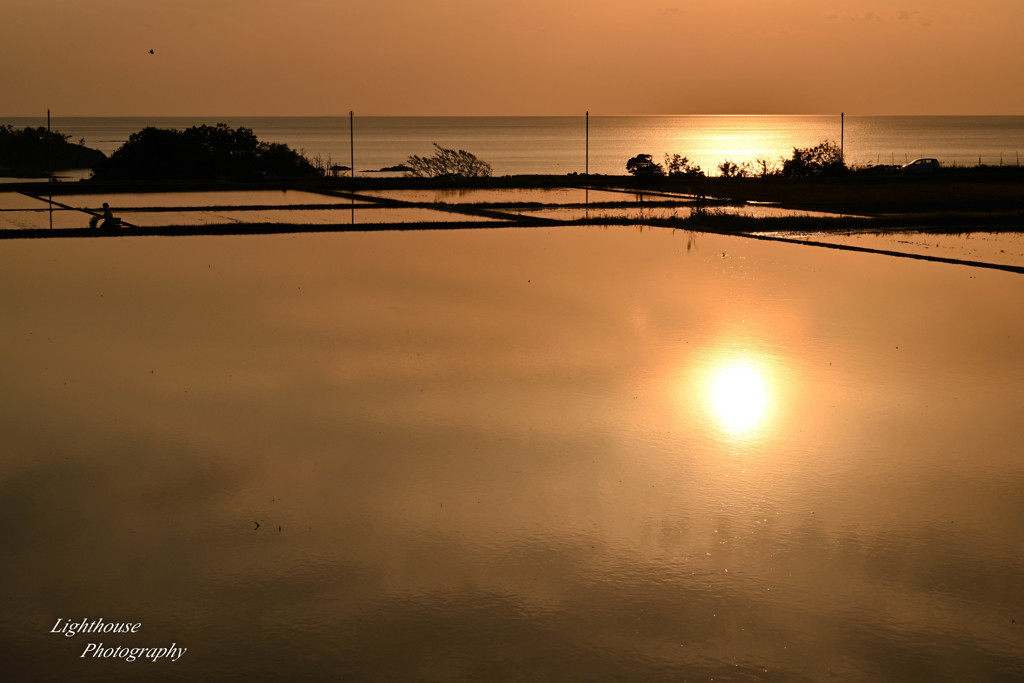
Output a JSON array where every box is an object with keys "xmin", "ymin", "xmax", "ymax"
[{"xmin": 708, "ymin": 362, "xmax": 770, "ymax": 435}]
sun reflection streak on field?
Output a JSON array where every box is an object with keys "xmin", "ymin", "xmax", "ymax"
[
  {"xmin": 672, "ymin": 343, "xmax": 792, "ymax": 449},
  {"xmin": 708, "ymin": 362, "xmax": 770, "ymax": 435}
]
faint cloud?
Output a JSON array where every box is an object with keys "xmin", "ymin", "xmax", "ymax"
[
  {"xmin": 898, "ymin": 10, "xmax": 931, "ymax": 26},
  {"xmin": 827, "ymin": 9, "xmax": 929, "ymax": 26},
  {"xmin": 659, "ymin": 7, "xmax": 679, "ymax": 15}
]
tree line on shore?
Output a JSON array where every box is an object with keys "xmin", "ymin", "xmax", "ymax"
[
  {"xmin": 1, "ymin": 122, "xmax": 998, "ymax": 182},
  {"xmin": 626, "ymin": 139, "xmax": 847, "ymax": 179},
  {"xmin": 91, "ymin": 124, "xmax": 320, "ymax": 181},
  {"xmin": 0, "ymin": 124, "xmax": 106, "ymax": 176},
  {"xmin": 0, "ymin": 122, "xmax": 495, "ymax": 181}
]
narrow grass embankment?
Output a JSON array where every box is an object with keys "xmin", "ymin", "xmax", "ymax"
[{"xmin": 651, "ymin": 208, "xmax": 1024, "ymax": 234}]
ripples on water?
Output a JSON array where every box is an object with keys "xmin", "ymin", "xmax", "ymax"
[{"xmin": 2, "ymin": 227, "xmax": 1023, "ymax": 680}]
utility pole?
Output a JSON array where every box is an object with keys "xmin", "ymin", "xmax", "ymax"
[
  {"xmin": 585, "ymin": 110, "xmax": 589, "ymax": 178},
  {"xmin": 349, "ymin": 111, "xmax": 354, "ymax": 179},
  {"xmin": 841, "ymin": 112, "xmax": 844, "ymax": 167},
  {"xmin": 47, "ymin": 109, "xmax": 53, "ymax": 229}
]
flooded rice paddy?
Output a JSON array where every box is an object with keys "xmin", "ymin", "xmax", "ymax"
[
  {"xmin": 2, "ymin": 186, "xmax": 1023, "ymax": 681},
  {"xmin": 757, "ymin": 229, "xmax": 1024, "ymax": 271},
  {"xmin": 0, "ymin": 187, "xmax": 857, "ymax": 232}
]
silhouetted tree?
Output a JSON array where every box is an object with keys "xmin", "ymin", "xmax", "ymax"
[
  {"xmin": 664, "ymin": 154, "xmax": 704, "ymax": 178},
  {"xmin": 0, "ymin": 124, "xmax": 106, "ymax": 175},
  {"xmin": 90, "ymin": 123, "xmax": 319, "ymax": 181},
  {"xmin": 626, "ymin": 153, "xmax": 664, "ymax": 177},
  {"xmin": 717, "ymin": 160, "xmax": 750, "ymax": 178},
  {"xmin": 753, "ymin": 156, "xmax": 781, "ymax": 177},
  {"xmin": 782, "ymin": 139, "xmax": 846, "ymax": 178},
  {"xmin": 404, "ymin": 143, "xmax": 492, "ymax": 178}
]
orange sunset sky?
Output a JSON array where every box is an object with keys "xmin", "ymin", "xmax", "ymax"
[{"xmin": 3, "ymin": 0, "xmax": 1023, "ymax": 116}]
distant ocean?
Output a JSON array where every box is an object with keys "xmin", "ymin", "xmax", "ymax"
[{"xmin": 5, "ymin": 115, "xmax": 1024, "ymax": 177}]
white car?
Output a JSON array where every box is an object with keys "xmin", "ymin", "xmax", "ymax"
[{"xmin": 902, "ymin": 158, "xmax": 940, "ymax": 175}]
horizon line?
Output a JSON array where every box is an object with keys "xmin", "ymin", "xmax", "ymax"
[{"xmin": 5, "ymin": 112, "xmax": 1024, "ymax": 120}]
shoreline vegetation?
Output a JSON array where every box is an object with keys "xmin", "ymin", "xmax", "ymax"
[
  {"xmin": 2, "ymin": 122, "xmax": 1022, "ymax": 238},
  {"xmin": 0, "ymin": 124, "xmax": 104, "ymax": 177}
]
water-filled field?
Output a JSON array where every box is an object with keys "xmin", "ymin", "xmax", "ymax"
[
  {"xmin": 2, "ymin": 222, "xmax": 1022, "ymax": 681},
  {"xmin": 0, "ymin": 187, "xmax": 867, "ymax": 231}
]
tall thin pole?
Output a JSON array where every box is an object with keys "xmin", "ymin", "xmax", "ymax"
[
  {"xmin": 349, "ymin": 111, "xmax": 354, "ymax": 179},
  {"xmin": 47, "ymin": 109, "xmax": 53, "ymax": 229},
  {"xmin": 585, "ymin": 110, "xmax": 589, "ymax": 178},
  {"xmin": 840, "ymin": 112, "xmax": 844, "ymax": 166},
  {"xmin": 585, "ymin": 111, "xmax": 589, "ymax": 213}
]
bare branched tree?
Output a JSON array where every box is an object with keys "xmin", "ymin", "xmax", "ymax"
[
  {"xmin": 753, "ymin": 156, "xmax": 782, "ymax": 177},
  {"xmin": 404, "ymin": 143, "xmax": 492, "ymax": 178}
]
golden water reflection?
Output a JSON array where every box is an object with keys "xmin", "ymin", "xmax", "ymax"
[
  {"xmin": 2, "ymin": 226, "xmax": 1023, "ymax": 681},
  {"xmin": 707, "ymin": 359, "xmax": 771, "ymax": 435}
]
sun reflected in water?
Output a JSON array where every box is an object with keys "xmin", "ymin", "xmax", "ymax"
[{"xmin": 708, "ymin": 362, "xmax": 770, "ymax": 435}]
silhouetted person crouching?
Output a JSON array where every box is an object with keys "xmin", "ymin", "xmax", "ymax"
[{"xmin": 91, "ymin": 202, "xmax": 121, "ymax": 230}]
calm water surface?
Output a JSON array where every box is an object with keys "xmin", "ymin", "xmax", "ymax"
[
  {"xmin": 1, "ymin": 228, "xmax": 1023, "ymax": 681},
  {"xmin": 782, "ymin": 230, "xmax": 1024, "ymax": 270},
  {"xmin": 6, "ymin": 115, "xmax": 1024, "ymax": 176}
]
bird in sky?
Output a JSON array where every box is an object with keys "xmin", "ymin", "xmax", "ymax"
[{"xmin": 148, "ymin": 49, "xmax": 154, "ymax": 54}]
